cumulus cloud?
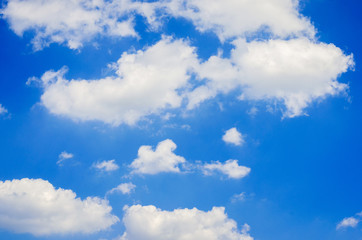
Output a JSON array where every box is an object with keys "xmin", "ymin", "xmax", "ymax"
[
  {"xmin": 33, "ymin": 37, "xmax": 197, "ymax": 125},
  {"xmin": 93, "ymin": 159, "xmax": 120, "ymax": 172},
  {"xmin": 0, "ymin": 104, "xmax": 8, "ymax": 115},
  {"xmin": 0, "ymin": 178, "xmax": 119, "ymax": 236},
  {"xmin": 202, "ymin": 160, "xmax": 251, "ymax": 179},
  {"xmin": 189, "ymin": 38, "xmax": 354, "ymax": 117},
  {"xmin": 0, "ymin": 0, "xmax": 145, "ymax": 50},
  {"xmin": 163, "ymin": 0, "xmax": 315, "ymax": 41},
  {"xmin": 56, "ymin": 151, "xmax": 74, "ymax": 166},
  {"xmin": 337, "ymin": 212, "xmax": 362, "ymax": 230},
  {"xmin": 120, "ymin": 204, "xmax": 253, "ymax": 240},
  {"xmin": 107, "ymin": 183, "xmax": 136, "ymax": 195},
  {"xmin": 222, "ymin": 128, "xmax": 245, "ymax": 146},
  {"xmin": 130, "ymin": 139, "xmax": 186, "ymax": 175}
]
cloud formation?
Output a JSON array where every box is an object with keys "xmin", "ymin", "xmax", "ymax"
[
  {"xmin": 222, "ymin": 128, "xmax": 245, "ymax": 146},
  {"xmin": 130, "ymin": 139, "xmax": 186, "ymax": 175},
  {"xmin": 337, "ymin": 212, "xmax": 362, "ymax": 230},
  {"xmin": 0, "ymin": 104, "xmax": 7, "ymax": 115},
  {"xmin": 56, "ymin": 151, "xmax": 74, "ymax": 166},
  {"xmin": 120, "ymin": 205, "xmax": 253, "ymax": 240},
  {"xmin": 107, "ymin": 183, "xmax": 136, "ymax": 195},
  {"xmin": 93, "ymin": 159, "xmax": 120, "ymax": 172},
  {"xmin": 0, "ymin": 178, "xmax": 119, "ymax": 236},
  {"xmin": 202, "ymin": 160, "xmax": 251, "ymax": 179}
]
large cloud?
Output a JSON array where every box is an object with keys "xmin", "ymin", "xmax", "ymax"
[
  {"xmin": 189, "ymin": 38, "xmax": 354, "ymax": 117},
  {"xmin": 0, "ymin": 0, "xmax": 150, "ymax": 49},
  {"xmin": 0, "ymin": 178, "xmax": 119, "ymax": 236},
  {"xmin": 33, "ymin": 37, "xmax": 198, "ymax": 125},
  {"xmin": 120, "ymin": 205, "xmax": 253, "ymax": 240},
  {"xmin": 163, "ymin": 0, "xmax": 315, "ymax": 40}
]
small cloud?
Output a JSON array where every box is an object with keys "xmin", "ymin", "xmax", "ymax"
[
  {"xmin": 202, "ymin": 159, "xmax": 250, "ymax": 179},
  {"xmin": 129, "ymin": 139, "xmax": 186, "ymax": 175},
  {"xmin": 93, "ymin": 160, "xmax": 119, "ymax": 172},
  {"xmin": 337, "ymin": 216, "xmax": 360, "ymax": 230},
  {"xmin": 0, "ymin": 104, "xmax": 8, "ymax": 115},
  {"xmin": 247, "ymin": 107, "xmax": 258, "ymax": 117},
  {"xmin": 56, "ymin": 151, "xmax": 74, "ymax": 166},
  {"xmin": 222, "ymin": 128, "xmax": 245, "ymax": 146},
  {"xmin": 231, "ymin": 192, "xmax": 246, "ymax": 203},
  {"xmin": 107, "ymin": 183, "xmax": 136, "ymax": 195}
]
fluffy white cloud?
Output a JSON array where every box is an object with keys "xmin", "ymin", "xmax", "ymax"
[
  {"xmin": 202, "ymin": 160, "xmax": 251, "ymax": 179},
  {"xmin": 0, "ymin": 178, "xmax": 119, "ymax": 236},
  {"xmin": 0, "ymin": 104, "xmax": 8, "ymax": 115},
  {"xmin": 163, "ymin": 0, "xmax": 315, "ymax": 40},
  {"xmin": 107, "ymin": 183, "xmax": 136, "ymax": 195},
  {"xmin": 93, "ymin": 159, "xmax": 120, "ymax": 172},
  {"xmin": 222, "ymin": 128, "xmax": 245, "ymax": 146},
  {"xmin": 130, "ymin": 139, "xmax": 186, "ymax": 175},
  {"xmin": 189, "ymin": 38, "xmax": 354, "ymax": 117},
  {"xmin": 0, "ymin": 0, "xmax": 144, "ymax": 50},
  {"xmin": 56, "ymin": 151, "xmax": 74, "ymax": 166},
  {"xmin": 34, "ymin": 37, "xmax": 197, "ymax": 125},
  {"xmin": 120, "ymin": 205, "xmax": 253, "ymax": 240}
]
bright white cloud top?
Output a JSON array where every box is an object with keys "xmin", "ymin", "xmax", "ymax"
[
  {"xmin": 222, "ymin": 128, "xmax": 244, "ymax": 146},
  {"xmin": 120, "ymin": 205, "xmax": 253, "ymax": 240},
  {"xmin": 130, "ymin": 139, "xmax": 186, "ymax": 175},
  {"xmin": 93, "ymin": 159, "xmax": 120, "ymax": 172},
  {"xmin": 203, "ymin": 160, "xmax": 251, "ymax": 179},
  {"xmin": 0, "ymin": 178, "xmax": 119, "ymax": 236},
  {"xmin": 107, "ymin": 183, "xmax": 136, "ymax": 195}
]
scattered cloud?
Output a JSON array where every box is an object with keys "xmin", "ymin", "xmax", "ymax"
[
  {"xmin": 202, "ymin": 159, "xmax": 251, "ymax": 179},
  {"xmin": 120, "ymin": 204, "xmax": 253, "ymax": 240},
  {"xmin": 0, "ymin": 178, "xmax": 119, "ymax": 236},
  {"xmin": 130, "ymin": 139, "xmax": 186, "ymax": 175},
  {"xmin": 0, "ymin": 104, "xmax": 8, "ymax": 115},
  {"xmin": 231, "ymin": 192, "xmax": 247, "ymax": 203},
  {"xmin": 107, "ymin": 183, "xmax": 136, "ymax": 195},
  {"xmin": 222, "ymin": 128, "xmax": 245, "ymax": 146},
  {"xmin": 337, "ymin": 212, "xmax": 362, "ymax": 230},
  {"xmin": 56, "ymin": 151, "xmax": 74, "ymax": 166},
  {"xmin": 93, "ymin": 159, "xmax": 120, "ymax": 172}
]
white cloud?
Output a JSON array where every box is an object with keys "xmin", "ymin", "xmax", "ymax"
[
  {"xmin": 0, "ymin": 104, "xmax": 8, "ymax": 115},
  {"xmin": 93, "ymin": 159, "xmax": 120, "ymax": 172},
  {"xmin": 189, "ymin": 38, "xmax": 354, "ymax": 117},
  {"xmin": 120, "ymin": 205, "xmax": 253, "ymax": 240},
  {"xmin": 56, "ymin": 151, "xmax": 74, "ymax": 166},
  {"xmin": 231, "ymin": 192, "xmax": 246, "ymax": 203},
  {"xmin": 34, "ymin": 37, "xmax": 197, "ymax": 125},
  {"xmin": 163, "ymin": 0, "xmax": 315, "ymax": 41},
  {"xmin": 107, "ymin": 183, "xmax": 136, "ymax": 195},
  {"xmin": 0, "ymin": 0, "xmax": 143, "ymax": 50},
  {"xmin": 130, "ymin": 139, "xmax": 186, "ymax": 175},
  {"xmin": 202, "ymin": 160, "xmax": 251, "ymax": 179},
  {"xmin": 337, "ymin": 217, "xmax": 360, "ymax": 230},
  {"xmin": 222, "ymin": 128, "xmax": 245, "ymax": 146},
  {"xmin": 0, "ymin": 178, "xmax": 119, "ymax": 236}
]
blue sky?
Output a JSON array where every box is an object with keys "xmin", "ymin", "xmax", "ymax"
[{"xmin": 0, "ymin": 0, "xmax": 361, "ymax": 239}]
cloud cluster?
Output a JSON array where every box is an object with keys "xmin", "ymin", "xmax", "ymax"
[
  {"xmin": 0, "ymin": 178, "xmax": 119, "ymax": 236},
  {"xmin": 0, "ymin": 104, "xmax": 8, "ymax": 115},
  {"xmin": 120, "ymin": 205, "xmax": 253, "ymax": 240}
]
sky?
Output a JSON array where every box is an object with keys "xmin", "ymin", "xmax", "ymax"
[{"xmin": 0, "ymin": 0, "xmax": 361, "ymax": 239}]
